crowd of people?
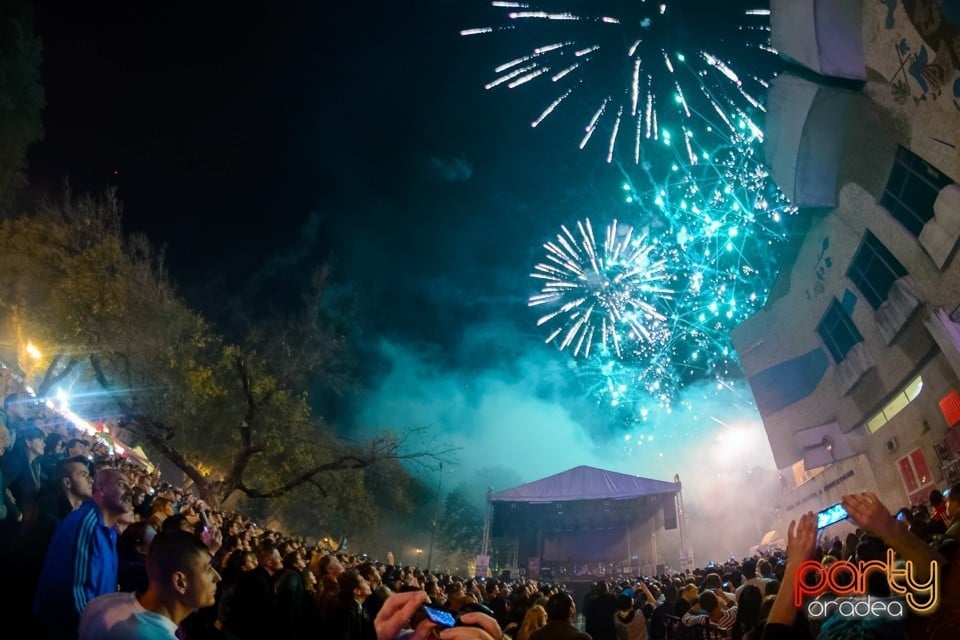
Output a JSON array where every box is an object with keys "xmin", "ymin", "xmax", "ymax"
[{"xmin": 3, "ymin": 387, "xmax": 960, "ymax": 640}]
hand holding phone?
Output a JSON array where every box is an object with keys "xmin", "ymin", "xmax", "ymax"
[
  {"xmin": 421, "ymin": 605, "xmax": 456, "ymax": 628},
  {"xmin": 816, "ymin": 502, "xmax": 849, "ymax": 529}
]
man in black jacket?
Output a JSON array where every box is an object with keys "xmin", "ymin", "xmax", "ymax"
[
  {"xmin": 530, "ymin": 591, "xmax": 592, "ymax": 640},
  {"xmin": 219, "ymin": 541, "xmax": 284, "ymax": 640},
  {"xmin": 584, "ymin": 580, "xmax": 618, "ymax": 640},
  {"xmin": 329, "ymin": 567, "xmax": 376, "ymax": 640}
]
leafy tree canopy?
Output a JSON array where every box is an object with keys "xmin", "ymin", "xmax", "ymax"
[{"xmin": 0, "ymin": 187, "xmax": 452, "ymax": 537}]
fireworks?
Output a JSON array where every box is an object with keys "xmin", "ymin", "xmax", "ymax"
[
  {"xmin": 469, "ymin": 1, "xmax": 796, "ymax": 412},
  {"xmin": 462, "ymin": 0, "xmax": 777, "ymax": 163},
  {"xmin": 529, "ymin": 218, "xmax": 676, "ymax": 358},
  {"xmin": 622, "ymin": 128, "xmax": 795, "ymax": 380},
  {"xmin": 531, "ymin": 126, "xmax": 796, "ymax": 409}
]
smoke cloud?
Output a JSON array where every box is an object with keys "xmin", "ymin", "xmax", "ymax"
[{"xmin": 344, "ymin": 318, "xmax": 780, "ymax": 565}]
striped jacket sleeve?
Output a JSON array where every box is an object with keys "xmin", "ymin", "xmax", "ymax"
[{"xmin": 71, "ymin": 507, "xmax": 101, "ymax": 614}]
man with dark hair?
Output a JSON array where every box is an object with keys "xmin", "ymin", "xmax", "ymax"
[
  {"xmin": 329, "ymin": 567, "xmax": 375, "ymax": 640},
  {"xmin": 65, "ymin": 437, "xmax": 92, "ymax": 460},
  {"xmin": 2, "ymin": 420, "xmax": 47, "ymax": 515},
  {"xmin": 530, "ymin": 591, "xmax": 591, "ymax": 640},
  {"xmin": 358, "ymin": 560, "xmax": 392, "ymax": 620},
  {"xmin": 584, "ymin": 580, "xmax": 617, "ymax": 640},
  {"xmin": 682, "ymin": 590, "xmax": 738, "ymax": 638},
  {"xmin": 11, "ymin": 455, "xmax": 94, "ymax": 615},
  {"xmin": 78, "ymin": 529, "xmax": 221, "ymax": 639},
  {"xmin": 218, "ymin": 541, "xmax": 283, "ymax": 640},
  {"xmin": 33, "ymin": 467, "xmax": 135, "ymax": 640}
]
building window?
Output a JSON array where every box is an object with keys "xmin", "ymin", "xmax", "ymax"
[
  {"xmin": 939, "ymin": 390, "xmax": 960, "ymax": 427},
  {"xmin": 866, "ymin": 375, "xmax": 923, "ymax": 434},
  {"xmin": 817, "ymin": 299, "xmax": 863, "ymax": 363},
  {"xmin": 898, "ymin": 448, "xmax": 934, "ymax": 506},
  {"xmin": 847, "ymin": 231, "xmax": 908, "ymax": 310},
  {"xmin": 880, "ymin": 146, "xmax": 952, "ymax": 237},
  {"xmin": 791, "ymin": 459, "xmax": 826, "ymax": 487}
]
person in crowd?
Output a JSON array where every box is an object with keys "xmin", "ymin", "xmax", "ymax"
[
  {"xmin": 218, "ymin": 540, "xmax": 283, "ymax": 640},
  {"xmin": 147, "ymin": 495, "xmax": 177, "ymax": 531},
  {"xmin": 33, "ymin": 466, "xmax": 135, "ymax": 640},
  {"xmin": 2, "ymin": 421, "xmax": 48, "ymax": 516},
  {"xmin": 517, "ymin": 603, "xmax": 547, "ymax": 640},
  {"xmin": 613, "ymin": 593, "xmax": 648, "ymax": 640},
  {"xmin": 64, "ymin": 437, "xmax": 92, "ymax": 460},
  {"xmin": 359, "ymin": 559, "xmax": 393, "ymax": 621},
  {"xmin": 677, "ymin": 583, "xmax": 699, "ymax": 614},
  {"xmin": 530, "ymin": 591, "xmax": 591, "ymax": 640},
  {"xmin": 221, "ymin": 548, "xmax": 257, "ymax": 584},
  {"xmin": 683, "ymin": 590, "xmax": 738, "ymax": 638},
  {"xmin": 38, "ymin": 431, "xmax": 65, "ymax": 480},
  {"xmin": 0, "ymin": 422, "xmax": 22, "ymax": 592},
  {"xmin": 117, "ymin": 520, "xmax": 158, "ymax": 593},
  {"xmin": 703, "ymin": 572, "xmax": 737, "ymax": 608},
  {"xmin": 275, "ymin": 549, "xmax": 310, "ymax": 640},
  {"xmin": 731, "ymin": 584, "xmax": 762, "ymax": 640},
  {"xmin": 584, "ymin": 580, "xmax": 618, "ymax": 640},
  {"xmin": 910, "ymin": 502, "xmax": 945, "ymax": 542},
  {"xmin": 12, "ymin": 455, "xmax": 95, "ymax": 615},
  {"xmin": 941, "ymin": 482, "xmax": 960, "ymax": 542},
  {"xmin": 930, "ymin": 488, "xmax": 949, "ymax": 525},
  {"xmin": 329, "ymin": 566, "xmax": 376, "ymax": 640},
  {"xmin": 842, "ymin": 490, "xmax": 955, "ymax": 640},
  {"xmin": 737, "ymin": 557, "xmax": 770, "ymax": 598},
  {"xmin": 2, "ymin": 391, "xmax": 35, "ymax": 444},
  {"xmin": 314, "ymin": 551, "xmax": 347, "ymax": 622},
  {"xmin": 78, "ymin": 529, "xmax": 221, "ymax": 640},
  {"xmin": 649, "ymin": 584, "xmax": 678, "ymax": 640}
]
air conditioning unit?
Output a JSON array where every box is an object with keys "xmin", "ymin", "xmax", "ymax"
[{"xmin": 886, "ymin": 437, "xmax": 899, "ymax": 453}]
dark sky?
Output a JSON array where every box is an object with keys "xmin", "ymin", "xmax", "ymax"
[
  {"xmin": 24, "ymin": 2, "xmax": 782, "ymax": 553},
  {"xmin": 26, "ymin": 0, "xmax": 592, "ymax": 344}
]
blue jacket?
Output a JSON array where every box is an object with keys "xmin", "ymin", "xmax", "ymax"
[{"xmin": 33, "ymin": 499, "xmax": 119, "ymax": 640}]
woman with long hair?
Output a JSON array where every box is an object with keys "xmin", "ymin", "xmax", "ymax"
[{"xmin": 516, "ymin": 603, "xmax": 547, "ymax": 640}]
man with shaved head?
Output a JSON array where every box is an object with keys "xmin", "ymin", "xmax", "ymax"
[{"xmin": 33, "ymin": 466, "xmax": 135, "ymax": 640}]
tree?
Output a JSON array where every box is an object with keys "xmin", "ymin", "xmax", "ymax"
[
  {"xmin": 0, "ymin": 187, "xmax": 453, "ymax": 535},
  {"xmin": 0, "ymin": 0, "xmax": 45, "ymax": 211},
  {"xmin": 433, "ymin": 466, "xmax": 523, "ymax": 572},
  {"xmin": 435, "ymin": 487, "xmax": 484, "ymax": 571}
]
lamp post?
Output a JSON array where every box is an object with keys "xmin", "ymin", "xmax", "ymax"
[
  {"xmin": 416, "ymin": 548, "xmax": 423, "ymax": 566},
  {"xmin": 426, "ymin": 462, "xmax": 442, "ymax": 572}
]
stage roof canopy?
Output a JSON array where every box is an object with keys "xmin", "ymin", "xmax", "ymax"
[{"xmin": 490, "ymin": 465, "xmax": 680, "ymax": 503}]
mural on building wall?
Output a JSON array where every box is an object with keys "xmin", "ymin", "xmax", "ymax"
[
  {"xmin": 882, "ymin": 0, "xmax": 960, "ymax": 110},
  {"xmin": 805, "ymin": 236, "xmax": 833, "ymax": 300}
]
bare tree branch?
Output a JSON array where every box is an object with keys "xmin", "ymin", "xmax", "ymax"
[{"xmin": 37, "ymin": 354, "xmax": 80, "ymax": 397}]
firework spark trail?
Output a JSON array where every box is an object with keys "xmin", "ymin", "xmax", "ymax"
[
  {"xmin": 466, "ymin": 2, "xmax": 794, "ymax": 415},
  {"xmin": 530, "ymin": 218, "xmax": 675, "ymax": 359},
  {"xmin": 461, "ymin": 0, "xmax": 777, "ymax": 163}
]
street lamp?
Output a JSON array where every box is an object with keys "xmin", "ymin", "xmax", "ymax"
[
  {"xmin": 416, "ymin": 548, "xmax": 423, "ymax": 565},
  {"xmin": 25, "ymin": 341, "xmax": 42, "ymax": 360}
]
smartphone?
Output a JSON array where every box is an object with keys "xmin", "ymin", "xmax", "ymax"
[
  {"xmin": 817, "ymin": 502, "xmax": 849, "ymax": 529},
  {"xmin": 421, "ymin": 605, "xmax": 457, "ymax": 628}
]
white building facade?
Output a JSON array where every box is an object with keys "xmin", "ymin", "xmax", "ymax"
[{"xmin": 730, "ymin": 0, "xmax": 960, "ymax": 529}]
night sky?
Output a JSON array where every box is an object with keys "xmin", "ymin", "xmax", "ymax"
[
  {"xmin": 24, "ymin": 0, "xmax": 781, "ymax": 553},
  {"xmin": 27, "ymin": 0, "xmax": 565, "ymax": 336}
]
